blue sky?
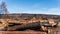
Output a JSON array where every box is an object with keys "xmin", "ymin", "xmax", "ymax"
[{"xmin": 0, "ymin": 0, "xmax": 60, "ymax": 15}]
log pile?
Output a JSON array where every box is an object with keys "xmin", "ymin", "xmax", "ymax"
[{"xmin": 0, "ymin": 14, "xmax": 60, "ymax": 34}]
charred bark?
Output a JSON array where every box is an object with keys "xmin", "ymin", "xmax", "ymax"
[{"xmin": 7, "ymin": 22, "xmax": 41, "ymax": 31}]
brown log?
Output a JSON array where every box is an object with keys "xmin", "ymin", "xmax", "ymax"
[{"xmin": 7, "ymin": 22, "xmax": 41, "ymax": 31}]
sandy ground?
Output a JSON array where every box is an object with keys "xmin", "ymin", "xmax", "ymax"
[{"xmin": 0, "ymin": 31, "xmax": 46, "ymax": 34}]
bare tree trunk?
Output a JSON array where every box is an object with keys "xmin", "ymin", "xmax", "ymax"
[{"xmin": 7, "ymin": 22, "xmax": 41, "ymax": 31}]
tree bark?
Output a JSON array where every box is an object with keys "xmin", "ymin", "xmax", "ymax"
[{"xmin": 7, "ymin": 22, "xmax": 41, "ymax": 31}]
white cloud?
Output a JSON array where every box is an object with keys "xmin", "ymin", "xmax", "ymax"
[
  {"xmin": 32, "ymin": 3, "xmax": 40, "ymax": 8},
  {"xmin": 19, "ymin": 8, "xmax": 60, "ymax": 15},
  {"xmin": 8, "ymin": 4, "xmax": 60, "ymax": 15}
]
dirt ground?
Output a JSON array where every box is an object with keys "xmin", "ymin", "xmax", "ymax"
[{"xmin": 0, "ymin": 31, "xmax": 46, "ymax": 34}]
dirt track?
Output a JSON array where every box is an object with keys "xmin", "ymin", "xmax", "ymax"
[{"xmin": 0, "ymin": 31, "xmax": 46, "ymax": 34}]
